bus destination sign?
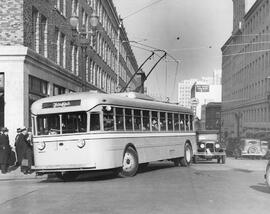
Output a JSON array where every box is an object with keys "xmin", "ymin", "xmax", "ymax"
[{"xmin": 42, "ymin": 100, "xmax": 81, "ymax": 109}]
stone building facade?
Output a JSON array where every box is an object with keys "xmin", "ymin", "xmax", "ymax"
[
  {"xmin": 221, "ymin": 0, "xmax": 270, "ymax": 140},
  {"xmin": 0, "ymin": 0, "xmax": 139, "ymax": 141}
]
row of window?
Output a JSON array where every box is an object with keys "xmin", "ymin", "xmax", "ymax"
[
  {"xmin": 36, "ymin": 107, "xmax": 194, "ymax": 136},
  {"xmin": 29, "ymin": 75, "xmax": 74, "ymax": 97},
  {"xmin": 100, "ymin": 106, "xmax": 194, "ymax": 132}
]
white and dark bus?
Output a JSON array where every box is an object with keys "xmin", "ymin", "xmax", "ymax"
[{"xmin": 31, "ymin": 92, "xmax": 196, "ymax": 180}]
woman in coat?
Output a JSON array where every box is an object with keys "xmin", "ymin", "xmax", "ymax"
[{"xmin": 0, "ymin": 127, "xmax": 11, "ymax": 173}]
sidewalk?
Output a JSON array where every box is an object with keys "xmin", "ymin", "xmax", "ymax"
[{"xmin": 0, "ymin": 166, "xmax": 45, "ymax": 181}]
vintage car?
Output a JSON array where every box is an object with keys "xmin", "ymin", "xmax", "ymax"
[
  {"xmin": 235, "ymin": 138, "xmax": 265, "ymax": 159},
  {"xmin": 265, "ymin": 160, "xmax": 270, "ymax": 190},
  {"xmin": 194, "ymin": 130, "xmax": 226, "ymax": 164}
]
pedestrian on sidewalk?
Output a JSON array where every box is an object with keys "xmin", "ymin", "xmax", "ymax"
[
  {"xmin": 0, "ymin": 127, "xmax": 11, "ymax": 174},
  {"xmin": 14, "ymin": 128, "xmax": 23, "ymax": 166},
  {"xmin": 19, "ymin": 127, "xmax": 33, "ymax": 174}
]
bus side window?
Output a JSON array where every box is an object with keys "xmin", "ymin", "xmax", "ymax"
[
  {"xmin": 185, "ymin": 114, "xmax": 190, "ymax": 131},
  {"xmin": 160, "ymin": 112, "xmax": 166, "ymax": 131},
  {"xmin": 125, "ymin": 109, "xmax": 133, "ymax": 131},
  {"xmin": 116, "ymin": 108, "xmax": 124, "ymax": 131},
  {"xmin": 90, "ymin": 113, "xmax": 100, "ymax": 131},
  {"xmin": 190, "ymin": 115, "xmax": 193, "ymax": 131},
  {"xmin": 103, "ymin": 106, "xmax": 114, "ymax": 131},
  {"xmin": 134, "ymin": 109, "xmax": 141, "ymax": 131},
  {"xmin": 142, "ymin": 110, "xmax": 150, "ymax": 131},
  {"xmin": 151, "ymin": 111, "xmax": 158, "ymax": 131},
  {"xmin": 168, "ymin": 113, "xmax": 173, "ymax": 131},
  {"xmin": 174, "ymin": 113, "xmax": 180, "ymax": 132},
  {"xmin": 180, "ymin": 114, "xmax": 185, "ymax": 131}
]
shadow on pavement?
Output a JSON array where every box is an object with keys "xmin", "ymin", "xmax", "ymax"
[
  {"xmin": 40, "ymin": 162, "xmax": 176, "ymax": 183},
  {"xmin": 250, "ymin": 183, "xmax": 270, "ymax": 194}
]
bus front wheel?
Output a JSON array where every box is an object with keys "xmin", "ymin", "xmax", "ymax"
[
  {"xmin": 180, "ymin": 143, "xmax": 192, "ymax": 167},
  {"xmin": 118, "ymin": 147, "xmax": 139, "ymax": 178}
]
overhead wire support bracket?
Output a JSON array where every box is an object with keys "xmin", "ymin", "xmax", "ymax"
[
  {"xmin": 135, "ymin": 51, "xmax": 167, "ymax": 93},
  {"xmin": 121, "ymin": 51, "xmax": 155, "ymax": 92}
]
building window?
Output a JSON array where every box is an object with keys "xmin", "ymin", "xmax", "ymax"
[
  {"xmin": 32, "ymin": 7, "xmax": 39, "ymax": 52},
  {"xmin": 56, "ymin": 0, "xmax": 66, "ymax": 16},
  {"xmin": 39, "ymin": 15, "xmax": 47, "ymax": 56},
  {"xmin": 72, "ymin": 0, "xmax": 79, "ymax": 16},
  {"xmin": 29, "ymin": 75, "xmax": 48, "ymax": 97},
  {"xmin": 53, "ymin": 84, "xmax": 66, "ymax": 96},
  {"xmin": 71, "ymin": 44, "xmax": 79, "ymax": 75}
]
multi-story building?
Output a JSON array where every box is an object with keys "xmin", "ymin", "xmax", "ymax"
[
  {"xmin": 178, "ymin": 79, "xmax": 197, "ymax": 108},
  {"xmin": 0, "ymin": 0, "xmax": 139, "ymax": 141},
  {"xmin": 221, "ymin": 0, "xmax": 270, "ymax": 140},
  {"xmin": 190, "ymin": 81, "xmax": 222, "ymax": 120}
]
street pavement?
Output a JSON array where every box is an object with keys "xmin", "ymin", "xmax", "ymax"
[{"xmin": 0, "ymin": 158, "xmax": 269, "ymax": 214}]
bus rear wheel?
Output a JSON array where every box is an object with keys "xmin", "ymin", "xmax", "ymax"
[
  {"xmin": 180, "ymin": 143, "xmax": 192, "ymax": 167},
  {"xmin": 118, "ymin": 147, "xmax": 139, "ymax": 178}
]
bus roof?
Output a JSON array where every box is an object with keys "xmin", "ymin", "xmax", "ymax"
[{"xmin": 31, "ymin": 91, "xmax": 193, "ymax": 115}]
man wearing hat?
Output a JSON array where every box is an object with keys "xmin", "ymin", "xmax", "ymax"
[
  {"xmin": 14, "ymin": 128, "xmax": 22, "ymax": 166},
  {"xmin": 15, "ymin": 126, "xmax": 27, "ymax": 167},
  {"xmin": 0, "ymin": 127, "xmax": 11, "ymax": 173}
]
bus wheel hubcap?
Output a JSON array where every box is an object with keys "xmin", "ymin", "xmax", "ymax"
[
  {"xmin": 186, "ymin": 148, "xmax": 191, "ymax": 162},
  {"xmin": 123, "ymin": 153, "xmax": 134, "ymax": 171}
]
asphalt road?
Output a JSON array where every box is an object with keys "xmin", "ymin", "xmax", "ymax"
[{"xmin": 0, "ymin": 158, "xmax": 269, "ymax": 214}]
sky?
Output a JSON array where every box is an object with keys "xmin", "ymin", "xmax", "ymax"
[{"xmin": 113, "ymin": 0, "xmax": 233, "ymax": 102}]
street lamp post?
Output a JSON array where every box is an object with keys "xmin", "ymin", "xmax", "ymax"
[{"xmin": 69, "ymin": 12, "xmax": 99, "ymax": 91}]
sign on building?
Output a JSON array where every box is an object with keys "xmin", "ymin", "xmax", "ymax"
[{"xmin": 196, "ymin": 85, "xmax": 209, "ymax": 92}]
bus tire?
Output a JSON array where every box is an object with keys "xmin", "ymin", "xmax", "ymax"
[
  {"xmin": 180, "ymin": 143, "xmax": 192, "ymax": 167},
  {"xmin": 118, "ymin": 147, "xmax": 139, "ymax": 178}
]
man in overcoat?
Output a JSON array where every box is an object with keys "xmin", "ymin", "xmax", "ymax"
[{"xmin": 0, "ymin": 127, "xmax": 11, "ymax": 173}]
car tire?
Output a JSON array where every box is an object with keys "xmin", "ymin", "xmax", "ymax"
[
  {"xmin": 193, "ymin": 155, "xmax": 198, "ymax": 164},
  {"xmin": 118, "ymin": 147, "xmax": 139, "ymax": 178},
  {"xmin": 266, "ymin": 162, "xmax": 270, "ymax": 190},
  {"xmin": 180, "ymin": 143, "xmax": 192, "ymax": 167},
  {"xmin": 221, "ymin": 155, "xmax": 226, "ymax": 164}
]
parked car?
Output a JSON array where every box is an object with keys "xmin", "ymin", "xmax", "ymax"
[
  {"xmin": 237, "ymin": 138, "xmax": 265, "ymax": 159},
  {"xmin": 265, "ymin": 160, "xmax": 270, "ymax": 190},
  {"xmin": 194, "ymin": 130, "xmax": 226, "ymax": 164}
]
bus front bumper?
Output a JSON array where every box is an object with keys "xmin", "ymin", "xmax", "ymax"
[{"xmin": 32, "ymin": 164, "xmax": 96, "ymax": 173}]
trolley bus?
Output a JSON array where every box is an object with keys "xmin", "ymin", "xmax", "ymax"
[{"xmin": 31, "ymin": 91, "xmax": 196, "ymax": 181}]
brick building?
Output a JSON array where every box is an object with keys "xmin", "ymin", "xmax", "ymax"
[
  {"xmin": 221, "ymin": 0, "xmax": 270, "ymax": 140},
  {"xmin": 0, "ymin": 0, "xmax": 139, "ymax": 141}
]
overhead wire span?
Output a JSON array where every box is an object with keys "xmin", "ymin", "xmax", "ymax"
[{"xmin": 122, "ymin": 0, "xmax": 164, "ymax": 20}]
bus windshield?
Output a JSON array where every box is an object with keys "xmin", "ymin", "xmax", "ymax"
[{"xmin": 36, "ymin": 112, "xmax": 87, "ymax": 135}]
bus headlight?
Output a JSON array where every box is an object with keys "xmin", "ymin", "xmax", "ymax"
[
  {"xmin": 77, "ymin": 139, "xmax": 85, "ymax": 148},
  {"xmin": 215, "ymin": 144, "xmax": 220, "ymax": 149},
  {"xmin": 200, "ymin": 144, "xmax": 205, "ymax": 149},
  {"xmin": 37, "ymin": 142, "xmax": 46, "ymax": 151}
]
